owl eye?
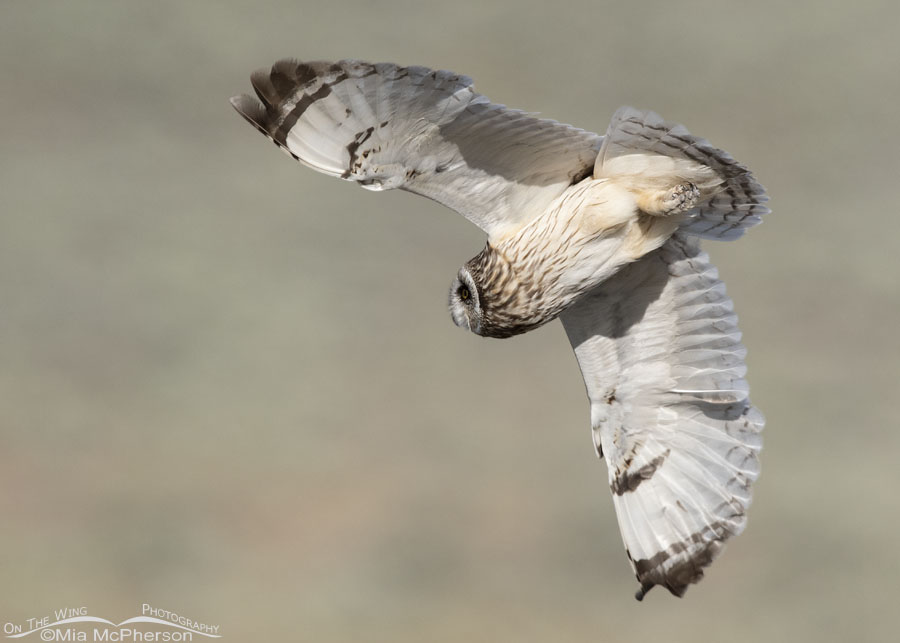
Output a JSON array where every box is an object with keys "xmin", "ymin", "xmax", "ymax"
[{"xmin": 458, "ymin": 285, "xmax": 470, "ymax": 302}]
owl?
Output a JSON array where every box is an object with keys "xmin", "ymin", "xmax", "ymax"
[{"xmin": 231, "ymin": 59, "xmax": 769, "ymax": 600}]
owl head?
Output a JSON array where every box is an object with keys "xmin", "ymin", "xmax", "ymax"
[
  {"xmin": 448, "ymin": 267, "xmax": 484, "ymax": 335},
  {"xmin": 449, "ymin": 246, "xmax": 555, "ymax": 339}
]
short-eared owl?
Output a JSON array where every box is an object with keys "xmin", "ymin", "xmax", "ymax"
[{"xmin": 231, "ymin": 59, "xmax": 769, "ymax": 600}]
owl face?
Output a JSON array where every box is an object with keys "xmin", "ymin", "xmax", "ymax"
[
  {"xmin": 448, "ymin": 267, "xmax": 484, "ymax": 334},
  {"xmin": 449, "ymin": 247, "xmax": 555, "ymax": 339}
]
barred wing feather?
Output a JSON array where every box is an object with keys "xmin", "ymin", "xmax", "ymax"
[
  {"xmin": 560, "ymin": 234, "xmax": 763, "ymax": 599},
  {"xmin": 231, "ymin": 59, "xmax": 603, "ymax": 238}
]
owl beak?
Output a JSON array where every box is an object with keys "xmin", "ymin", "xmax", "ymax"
[{"xmin": 450, "ymin": 305, "xmax": 471, "ymax": 331}]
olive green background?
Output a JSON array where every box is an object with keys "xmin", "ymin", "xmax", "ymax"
[{"xmin": 2, "ymin": 1, "xmax": 898, "ymax": 641}]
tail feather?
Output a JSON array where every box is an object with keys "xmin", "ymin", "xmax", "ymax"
[{"xmin": 595, "ymin": 107, "xmax": 769, "ymax": 241}]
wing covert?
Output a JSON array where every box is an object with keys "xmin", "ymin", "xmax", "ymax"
[{"xmin": 231, "ymin": 59, "xmax": 603, "ymax": 238}]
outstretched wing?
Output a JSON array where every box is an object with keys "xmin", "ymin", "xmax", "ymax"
[
  {"xmin": 559, "ymin": 234, "xmax": 763, "ymax": 599},
  {"xmin": 231, "ymin": 59, "xmax": 602, "ymax": 238}
]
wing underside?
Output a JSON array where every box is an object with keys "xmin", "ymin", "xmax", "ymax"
[
  {"xmin": 560, "ymin": 234, "xmax": 763, "ymax": 599},
  {"xmin": 231, "ymin": 59, "xmax": 603, "ymax": 237}
]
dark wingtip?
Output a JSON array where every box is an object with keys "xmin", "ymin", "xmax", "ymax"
[
  {"xmin": 250, "ymin": 59, "xmax": 319, "ymax": 109},
  {"xmin": 634, "ymin": 584, "xmax": 652, "ymax": 601},
  {"xmin": 229, "ymin": 94, "xmax": 271, "ymax": 137},
  {"xmin": 249, "ymin": 67, "xmax": 280, "ymax": 107}
]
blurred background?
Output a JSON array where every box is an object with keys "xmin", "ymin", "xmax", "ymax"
[{"xmin": 2, "ymin": 1, "xmax": 898, "ymax": 641}]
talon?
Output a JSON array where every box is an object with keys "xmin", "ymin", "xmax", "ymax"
[{"xmin": 661, "ymin": 182, "xmax": 699, "ymax": 215}]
